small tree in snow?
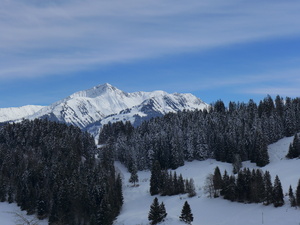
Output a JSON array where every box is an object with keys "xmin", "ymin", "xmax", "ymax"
[
  {"xmin": 148, "ymin": 197, "xmax": 167, "ymax": 225},
  {"xmin": 179, "ymin": 201, "xmax": 193, "ymax": 224},
  {"xmin": 204, "ymin": 174, "xmax": 214, "ymax": 198},
  {"xmin": 129, "ymin": 168, "xmax": 139, "ymax": 186}
]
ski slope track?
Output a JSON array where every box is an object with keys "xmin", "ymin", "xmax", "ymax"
[{"xmin": 0, "ymin": 83, "xmax": 208, "ymax": 137}]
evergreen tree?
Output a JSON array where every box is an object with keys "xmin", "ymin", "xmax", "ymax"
[
  {"xmin": 177, "ymin": 174, "xmax": 185, "ymax": 194},
  {"xmin": 148, "ymin": 197, "xmax": 166, "ymax": 225},
  {"xmin": 223, "ymin": 175, "xmax": 236, "ymax": 201},
  {"xmin": 263, "ymin": 171, "xmax": 273, "ymax": 205},
  {"xmin": 129, "ymin": 168, "xmax": 139, "ymax": 186},
  {"xmin": 186, "ymin": 178, "xmax": 196, "ymax": 198},
  {"xmin": 296, "ymin": 179, "xmax": 300, "ymax": 207},
  {"xmin": 255, "ymin": 169, "xmax": 265, "ymax": 203},
  {"xmin": 289, "ymin": 185, "xmax": 297, "ymax": 207},
  {"xmin": 273, "ymin": 175, "xmax": 284, "ymax": 207},
  {"xmin": 236, "ymin": 169, "xmax": 247, "ymax": 202},
  {"xmin": 286, "ymin": 134, "xmax": 300, "ymax": 159},
  {"xmin": 232, "ymin": 154, "xmax": 242, "ymax": 174},
  {"xmin": 179, "ymin": 201, "xmax": 194, "ymax": 224},
  {"xmin": 0, "ymin": 181, "xmax": 6, "ymax": 202},
  {"xmin": 213, "ymin": 166, "xmax": 222, "ymax": 197},
  {"xmin": 150, "ymin": 161, "xmax": 162, "ymax": 195},
  {"xmin": 220, "ymin": 170, "xmax": 229, "ymax": 197},
  {"xmin": 159, "ymin": 202, "xmax": 167, "ymax": 222},
  {"xmin": 286, "ymin": 143, "xmax": 297, "ymax": 159},
  {"xmin": 254, "ymin": 131, "xmax": 269, "ymax": 167}
]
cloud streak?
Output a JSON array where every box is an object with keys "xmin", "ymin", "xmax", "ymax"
[{"xmin": 1, "ymin": 0, "xmax": 300, "ymax": 79}]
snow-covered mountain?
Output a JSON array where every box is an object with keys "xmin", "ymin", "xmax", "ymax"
[
  {"xmin": 0, "ymin": 83, "xmax": 208, "ymax": 136},
  {"xmin": 0, "ymin": 105, "xmax": 44, "ymax": 123}
]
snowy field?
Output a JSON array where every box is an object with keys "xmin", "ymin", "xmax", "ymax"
[
  {"xmin": 0, "ymin": 202, "xmax": 48, "ymax": 225},
  {"xmin": 1, "ymin": 136, "xmax": 300, "ymax": 225},
  {"xmin": 114, "ymin": 136, "xmax": 300, "ymax": 225}
]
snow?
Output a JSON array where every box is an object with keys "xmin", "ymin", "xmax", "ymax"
[
  {"xmin": 1, "ymin": 136, "xmax": 299, "ymax": 225},
  {"xmin": 114, "ymin": 136, "xmax": 300, "ymax": 225},
  {"xmin": 0, "ymin": 105, "xmax": 44, "ymax": 122},
  {"xmin": 0, "ymin": 202, "xmax": 48, "ymax": 225},
  {"xmin": 19, "ymin": 83, "xmax": 208, "ymax": 136}
]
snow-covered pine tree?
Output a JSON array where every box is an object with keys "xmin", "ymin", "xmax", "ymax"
[
  {"xmin": 148, "ymin": 197, "xmax": 167, "ymax": 225},
  {"xmin": 179, "ymin": 201, "xmax": 194, "ymax": 224},
  {"xmin": 159, "ymin": 202, "xmax": 167, "ymax": 222}
]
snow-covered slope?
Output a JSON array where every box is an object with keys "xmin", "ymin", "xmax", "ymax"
[
  {"xmin": 3, "ymin": 83, "xmax": 208, "ymax": 136},
  {"xmin": 114, "ymin": 136, "xmax": 300, "ymax": 225},
  {"xmin": 0, "ymin": 105, "xmax": 45, "ymax": 123},
  {"xmin": 1, "ymin": 136, "xmax": 299, "ymax": 225}
]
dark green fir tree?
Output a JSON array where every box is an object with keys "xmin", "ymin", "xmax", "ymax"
[
  {"xmin": 179, "ymin": 201, "xmax": 193, "ymax": 224},
  {"xmin": 296, "ymin": 179, "xmax": 300, "ymax": 207},
  {"xmin": 273, "ymin": 175, "xmax": 284, "ymax": 207},
  {"xmin": 150, "ymin": 161, "xmax": 162, "ymax": 195},
  {"xmin": 148, "ymin": 197, "xmax": 167, "ymax": 225},
  {"xmin": 289, "ymin": 185, "xmax": 297, "ymax": 207}
]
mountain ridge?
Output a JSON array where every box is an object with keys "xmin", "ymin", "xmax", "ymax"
[{"xmin": 0, "ymin": 83, "xmax": 208, "ymax": 136}]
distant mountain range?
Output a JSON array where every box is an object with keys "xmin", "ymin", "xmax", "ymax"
[{"xmin": 0, "ymin": 83, "xmax": 208, "ymax": 137}]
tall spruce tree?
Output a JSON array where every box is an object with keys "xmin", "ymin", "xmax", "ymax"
[
  {"xmin": 180, "ymin": 201, "xmax": 194, "ymax": 224},
  {"xmin": 296, "ymin": 179, "xmax": 300, "ymax": 207},
  {"xmin": 150, "ymin": 161, "xmax": 162, "ymax": 195},
  {"xmin": 213, "ymin": 166, "xmax": 223, "ymax": 197},
  {"xmin": 273, "ymin": 175, "xmax": 284, "ymax": 207},
  {"xmin": 263, "ymin": 171, "xmax": 273, "ymax": 205},
  {"xmin": 289, "ymin": 185, "xmax": 297, "ymax": 207}
]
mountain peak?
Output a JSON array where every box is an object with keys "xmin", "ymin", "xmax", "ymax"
[
  {"xmin": 70, "ymin": 83, "xmax": 124, "ymax": 98},
  {"xmin": 0, "ymin": 84, "xmax": 208, "ymax": 136}
]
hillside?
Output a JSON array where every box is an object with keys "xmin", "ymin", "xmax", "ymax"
[
  {"xmin": 0, "ymin": 135, "xmax": 299, "ymax": 225},
  {"xmin": 113, "ymin": 135, "xmax": 300, "ymax": 225}
]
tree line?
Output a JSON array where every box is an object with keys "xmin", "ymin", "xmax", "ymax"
[
  {"xmin": 207, "ymin": 167, "xmax": 284, "ymax": 207},
  {"xmin": 99, "ymin": 95, "xmax": 300, "ymax": 171},
  {"xmin": 150, "ymin": 161, "xmax": 196, "ymax": 197},
  {"xmin": 0, "ymin": 119, "xmax": 123, "ymax": 225}
]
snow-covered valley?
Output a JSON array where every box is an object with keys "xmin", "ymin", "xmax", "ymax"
[{"xmin": 1, "ymin": 136, "xmax": 300, "ymax": 225}]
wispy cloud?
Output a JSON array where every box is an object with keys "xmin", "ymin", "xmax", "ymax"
[{"xmin": 1, "ymin": 0, "xmax": 300, "ymax": 79}]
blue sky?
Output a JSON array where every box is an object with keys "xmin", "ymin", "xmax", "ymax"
[{"xmin": 1, "ymin": 0, "xmax": 300, "ymax": 107}]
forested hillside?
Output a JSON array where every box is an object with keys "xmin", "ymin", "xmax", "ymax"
[
  {"xmin": 0, "ymin": 119, "xmax": 123, "ymax": 225},
  {"xmin": 99, "ymin": 95, "xmax": 300, "ymax": 171}
]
